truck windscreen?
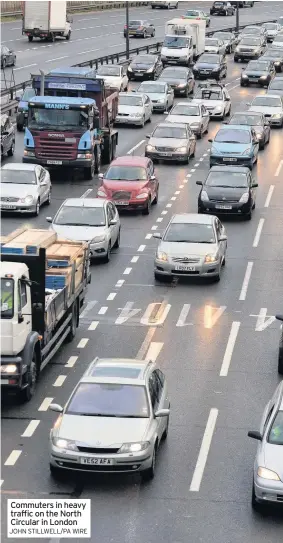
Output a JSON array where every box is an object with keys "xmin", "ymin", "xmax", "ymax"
[
  {"xmin": 28, "ymin": 107, "xmax": 88, "ymax": 130},
  {"xmin": 1, "ymin": 278, "xmax": 14, "ymax": 319},
  {"xmin": 163, "ymin": 36, "xmax": 189, "ymax": 48}
]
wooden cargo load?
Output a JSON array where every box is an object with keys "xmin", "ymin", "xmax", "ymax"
[{"xmin": 1, "ymin": 229, "xmax": 57, "ymax": 255}]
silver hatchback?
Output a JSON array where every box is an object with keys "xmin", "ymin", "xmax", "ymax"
[
  {"xmin": 153, "ymin": 213, "xmax": 227, "ymax": 282},
  {"xmin": 49, "ymin": 358, "xmax": 170, "ymax": 481}
]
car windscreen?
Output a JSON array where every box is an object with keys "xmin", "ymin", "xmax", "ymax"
[
  {"xmin": 160, "ymin": 69, "xmax": 188, "ymax": 79},
  {"xmin": 243, "ymin": 27, "xmax": 260, "ymax": 35},
  {"xmin": 163, "ymin": 36, "xmax": 190, "ymax": 48},
  {"xmin": 185, "ymin": 10, "xmax": 200, "ymax": 16},
  {"xmin": 170, "ymin": 104, "xmax": 200, "ymax": 116},
  {"xmin": 97, "ymin": 66, "xmax": 121, "ymax": 76},
  {"xmin": 247, "ymin": 61, "xmax": 269, "ymax": 71},
  {"xmin": 198, "ymin": 54, "xmax": 220, "ymax": 64},
  {"xmin": 65, "ymin": 382, "xmax": 150, "ymax": 418},
  {"xmin": 105, "ymin": 165, "xmax": 147, "ymax": 180},
  {"xmin": 206, "ymin": 171, "xmax": 249, "ymax": 188},
  {"xmin": 240, "ymin": 37, "xmax": 261, "ymax": 45},
  {"xmin": 119, "ymin": 95, "xmax": 143, "ymax": 106},
  {"xmin": 164, "ymin": 223, "xmax": 216, "ymax": 243},
  {"xmin": 214, "ymin": 32, "xmax": 232, "ymax": 40},
  {"xmin": 252, "ymin": 96, "xmax": 282, "ymax": 107},
  {"xmin": 54, "ymin": 206, "xmax": 106, "ymax": 226},
  {"xmin": 264, "ymin": 23, "xmax": 278, "ymax": 30},
  {"xmin": 195, "ymin": 89, "xmax": 222, "ymax": 100},
  {"xmin": 268, "ymin": 411, "xmax": 283, "ymax": 445},
  {"xmin": 230, "ymin": 114, "xmax": 263, "ymax": 126},
  {"xmin": 206, "ymin": 39, "xmax": 219, "ymax": 46},
  {"xmin": 215, "ymin": 128, "xmax": 251, "ymax": 143},
  {"xmin": 269, "ymin": 80, "xmax": 283, "ymax": 90},
  {"xmin": 152, "ymin": 126, "xmax": 187, "ymax": 139},
  {"xmin": 1, "ymin": 170, "xmax": 36, "ymax": 184},
  {"xmin": 132, "ymin": 55, "xmax": 155, "ymax": 65},
  {"xmin": 1, "ymin": 278, "xmax": 14, "ymax": 320},
  {"xmin": 129, "ymin": 20, "xmax": 143, "ymax": 25},
  {"xmin": 138, "ymin": 83, "xmax": 166, "ymax": 93},
  {"xmin": 264, "ymin": 50, "xmax": 283, "ymax": 58}
]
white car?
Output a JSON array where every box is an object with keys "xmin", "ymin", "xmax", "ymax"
[
  {"xmin": 248, "ymin": 94, "xmax": 283, "ymax": 127},
  {"xmin": 115, "ymin": 92, "xmax": 152, "ymax": 127},
  {"xmin": 191, "ymin": 82, "xmax": 231, "ymax": 120},
  {"xmin": 96, "ymin": 65, "xmax": 128, "ymax": 91},
  {"xmin": 136, "ymin": 81, "xmax": 174, "ymax": 112},
  {"xmin": 151, "ymin": 0, "xmax": 178, "ymax": 8},
  {"xmin": 1, "ymin": 163, "xmax": 51, "ymax": 216},
  {"xmin": 262, "ymin": 22, "xmax": 281, "ymax": 42},
  {"xmin": 204, "ymin": 38, "xmax": 226, "ymax": 55},
  {"xmin": 270, "ymin": 33, "xmax": 283, "ymax": 49},
  {"xmin": 165, "ymin": 102, "xmax": 210, "ymax": 138}
]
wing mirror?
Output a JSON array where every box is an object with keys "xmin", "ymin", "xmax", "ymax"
[
  {"xmin": 155, "ymin": 408, "xmax": 170, "ymax": 418},
  {"xmin": 252, "ymin": 183, "xmax": 258, "ymax": 188},
  {"xmin": 46, "ymin": 216, "xmax": 52, "ymax": 223},
  {"xmin": 208, "ymin": 138, "xmax": 213, "ymax": 143},
  {"xmin": 146, "ymin": 134, "xmax": 151, "ymax": 139},
  {"xmin": 110, "ymin": 219, "xmax": 118, "ymax": 226},
  {"xmin": 40, "ymin": 180, "xmax": 47, "ymax": 186},
  {"xmin": 196, "ymin": 181, "xmax": 202, "ymax": 185},
  {"xmin": 276, "ymin": 314, "xmax": 283, "ymax": 322},
  {"xmin": 153, "ymin": 233, "xmax": 161, "ymax": 239},
  {"xmin": 49, "ymin": 403, "xmax": 63, "ymax": 413},
  {"xmin": 150, "ymin": 175, "xmax": 156, "ymax": 180},
  {"xmin": 98, "ymin": 173, "xmax": 104, "ymax": 180},
  {"xmin": 219, "ymin": 235, "xmax": 227, "ymax": 242},
  {"xmin": 248, "ymin": 430, "xmax": 262, "ymax": 441}
]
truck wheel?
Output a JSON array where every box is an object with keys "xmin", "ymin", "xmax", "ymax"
[
  {"xmin": 66, "ymin": 303, "xmax": 78, "ymax": 343},
  {"xmin": 84, "ymin": 162, "xmax": 94, "ymax": 180},
  {"xmin": 66, "ymin": 31, "xmax": 71, "ymax": 40},
  {"xmin": 51, "ymin": 33, "xmax": 55, "ymax": 42},
  {"xmin": 102, "ymin": 139, "xmax": 112, "ymax": 164},
  {"xmin": 7, "ymin": 141, "xmax": 15, "ymax": 156},
  {"xmin": 20, "ymin": 352, "xmax": 37, "ymax": 402},
  {"xmin": 28, "ymin": 36, "xmax": 33, "ymax": 42},
  {"xmin": 94, "ymin": 150, "xmax": 101, "ymax": 174}
]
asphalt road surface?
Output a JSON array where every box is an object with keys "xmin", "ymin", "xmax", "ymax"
[
  {"xmin": 1, "ymin": 1, "xmax": 283, "ymax": 85},
  {"xmin": 1, "ymin": 5, "xmax": 283, "ymax": 543}
]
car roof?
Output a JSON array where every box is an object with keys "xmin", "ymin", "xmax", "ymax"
[
  {"xmin": 61, "ymin": 198, "xmax": 106, "ymax": 208},
  {"xmin": 162, "ymin": 66, "xmax": 189, "ymax": 72},
  {"xmin": 174, "ymin": 102, "xmax": 199, "ymax": 107},
  {"xmin": 138, "ymin": 81, "xmax": 165, "ymax": 85},
  {"xmin": 171, "ymin": 213, "xmax": 215, "ymax": 225},
  {"xmin": 109, "ymin": 156, "xmax": 149, "ymax": 167},
  {"xmin": 209, "ymin": 165, "xmax": 250, "ymax": 174},
  {"xmin": 120, "ymin": 91, "xmax": 145, "ymax": 98},
  {"xmin": 231, "ymin": 111, "xmax": 263, "ymax": 116},
  {"xmin": 1, "ymin": 163, "xmax": 37, "ymax": 171},
  {"xmin": 218, "ymin": 124, "xmax": 252, "ymax": 131},
  {"xmin": 82, "ymin": 358, "xmax": 153, "ymax": 384},
  {"xmin": 154, "ymin": 122, "xmax": 187, "ymax": 129}
]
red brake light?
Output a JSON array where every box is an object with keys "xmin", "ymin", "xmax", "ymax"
[
  {"xmin": 124, "ymin": 25, "xmax": 127, "ymax": 28},
  {"xmin": 138, "ymin": 26, "xmax": 143, "ymax": 30}
]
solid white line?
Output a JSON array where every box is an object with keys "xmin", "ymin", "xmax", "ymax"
[
  {"xmin": 136, "ymin": 328, "xmax": 156, "ymax": 359},
  {"xmin": 138, "ymin": 245, "xmax": 146, "ymax": 252},
  {"xmin": 190, "ymin": 408, "xmax": 218, "ymax": 492},
  {"xmin": 107, "ymin": 293, "xmax": 116, "ymax": 301},
  {"xmin": 239, "ymin": 262, "xmax": 253, "ymax": 301},
  {"xmin": 127, "ymin": 140, "xmax": 145, "ymax": 155},
  {"xmin": 116, "ymin": 279, "xmax": 125, "ymax": 287},
  {"xmin": 123, "ymin": 267, "xmax": 132, "ymax": 275},
  {"xmin": 13, "ymin": 63, "xmax": 37, "ymax": 71},
  {"xmin": 21, "ymin": 420, "xmax": 40, "ymax": 438},
  {"xmin": 80, "ymin": 300, "xmax": 97, "ymax": 319},
  {"xmin": 65, "ymin": 356, "xmax": 78, "ymax": 368},
  {"xmin": 77, "ymin": 48, "xmax": 100, "ymax": 55},
  {"xmin": 88, "ymin": 321, "xmax": 99, "ymax": 331},
  {"xmin": 77, "ymin": 338, "xmax": 89, "ymax": 348},
  {"xmin": 275, "ymin": 160, "xmax": 283, "ymax": 177},
  {"xmin": 220, "ymin": 322, "xmax": 241, "ymax": 377},
  {"xmin": 264, "ymin": 185, "xmax": 274, "ymax": 208},
  {"xmin": 131, "ymin": 256, "xmax": 139, "ymax": 263},
  {"xmin": 53, "ymin": 375, "xmax": 66, "ymax": 387},
  {"xmin": 46, "ymin": 55, "xmax": 68, "ymax": 63},
  {"xmin": 156, "ymin": 218, "xmax": 163, "ymax": 223},
  {"xmin": 4, "ymin": 450, "xmax": 22, "ymax": 466},
  {"xmin": 151, "ymin": 225, "xmax": 158, "ymax": 230},
  {"xmin": 228, "ymin": 83, "xmax": 240, "ymax": 91},
  {"xmin": 145, "ymin": 342, "xmax": 163, "ymax": 362},
  {"xmin": 145, "ymin": 234, "xmax": 152, "ymax": 239},
  {"xmin": 80, "ymin": 188, "xmax": 93, "ymax": 198},
  {"xmin": 38, "ymin": 397, "xmax": 53, "ymax": 411},
  {"xmin": 253, "ymin": 218, "xmax": 265, "ymax": 248},
  {"xmin": 98, "ymin": 306, "xmax": 108, "ymax": 314}
]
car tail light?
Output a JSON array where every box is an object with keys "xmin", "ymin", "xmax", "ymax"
[
  {"xmin": 124, "ymin": 25, "xmax": 127, "ymax": 28},
  {"xmin": 138, "ymin": 26, "xmax": 143, "ymax": 30}
]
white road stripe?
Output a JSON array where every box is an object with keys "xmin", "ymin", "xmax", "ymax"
[
  {"xmin": 145, "ymin": 342, "xmax": 163, "ymax": 362},
  {"xmin": 253, "ymin": 218, "xmax": 265, "ymax": 248},
  {"xmin": 264, "ymin": 185, "xmax": 274, "ymax": 208},
  {"xmin": 0, "ymin": 480, "xmax": 3, "ymax": 487},
  {"xmin": 88, "ymin": 321, "xmax": 99, "ymax": 331},
  {"xmin": 138, "ymin": 245, "xmax": 146, "ymax": 252},
  {"xmin": 65, "ymin": 356, "xmax": 78, "ymax": 368},
  {"xmin": 116, "ymin": 279, "xmax": 125, "ymax": 287},
  {"xmin": 98, "ymin": 307, "xmax": 108, "ymax": 314},
  {"xmin": 145, "ymin": 234, "xmax": 152, "ymax": 239},
  {"xmin": 239, "ymin": 262, "xmax": 253, "ymax": 301},
  {"xmin": 151, "ymin": 225, "xmax": 158, "ymax": 230},
  {"xmin": 179, "ymin": 185, "xmax": 184, "ymax": 188},
  {"xmin": 194, "ymin": 163, "xmax": 199, "ymax": 167},
  {"xmin": 161, "ymin": 210, "xmax": 168, "ymax": 215},
  {"xmin": 4, "ymin": 450, "xmax": 22, "ymax": 466},
  {"xmin": 220, "ymin": 322, "xmax": 241, "ymax": 377},
  {"xmin": 175, "ymin": 191, "xmax": 180, "ymax": 195},
  {"xmin": 123, "ymin": 267, "xmax": 132, "ymax": 275},
  {"xmin": 80, "ymin": 300, "xmax": 97, "ymax": 318},
  {"xmin": 46, "ymin": 55, "xmax": 68, "ymax": 63},
  {"xmin": 275, "ymin": 160, "xmax": 283, "ymax": 176},
  {"xmin": 171, "ymin": 196, "xmax": 176, "ymax": 201},
  {"xmin": 156, "ymin": 218, "xmax": 163, "ymax": 223},
  {"xmin": 14, "ymin": 63, "xmax": 37, "ymax": 71},
  {"xmin": 190, "ymin": 408, "xmax": 218, "ymax": 492},
  {"xmin": 166, "ymin": 203, "xmax": 172, "ymax": 208},
  {"xmin": 38, "ymin": 397, "xmax": 53, "ymax": 411},
  {"xmin": 77, "ymin": 338, "xmax": 89, "ymax": 348},
  {"xmin": 136, "ymin": 328, "xmax": 156, "ymax": 359},
  {"xmin": 131, "ymin": 256, "xmax": 139, "ymax": 263},
  {"xmin": 53, "ymin": 375, "xmax": 66, "ymax": 387},
  {"xmin": 21, "ymin": 420, "xmax": 40, "ymax": 438},
  {"xmin": 191, "ymin": 169, "xmax": 196, "ymax": 172},
  {"xmin": 80, "ymin": 188, "xmax": 93, "ymax": 198},
  {"xmin": 107, "ymin": 293, "xmax": 116, "ymax": 300},
  {"xmin": 127, "ymin": 140, "xmax": 145, "ymax": 155}
]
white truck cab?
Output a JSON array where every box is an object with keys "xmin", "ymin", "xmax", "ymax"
[{"xmin": 161, "ymin": 19, "xmax": 206, "ymax": 66}]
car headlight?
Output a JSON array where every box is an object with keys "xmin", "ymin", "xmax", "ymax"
[
  {"xmin": 0, "ymin": 364, "xmax": 18, "ymax": 373},
  {"xmin": 242, "ymin": 74, "xmax": 248, "ymax": 79},
  {"xmin": 97, "ymin": 189, "xmax": 107, "ymax": 197},
  {"xmin": 130, "ymin": 112, "xmax": 142, "ymax": 117},
  {"xmin": 191, "ymin": 122, "xmax": 200, "ymax": 126},
  {"xmin": 52, "ymin": 438, "xmax": 78, "ymax": 451},
  {"xmin": 213, "ymin": 67, "xmax": 220, "ymax": 71},
  {"xmin": 255, "ymin": 132, "xmax": 263, "ymax": 140},
  {"xmin": 178, "ymin": 146, "xmax": 187, "ymax": 153},
  {"xmin": 200, "ymin": 190, "xmax": 209, "ymax": 202},
  {"xmin": 239, "ymin": 192, "xmax": 249, "ymax": 203},
  {"xmin": 77, "ymin": 153, "xmax": 92, "ymax": 159},
  {"xmin": 91, "ymin": 235, "xmax": 106, "ymax": 243},
  {"xmin": 260, "ymin": 75, "xmax": 267, "ymax": 79},
  {"xmin": 205, "ymin": 254, "xmax": 218, "ymax": 263},
  {"xmin": 156, "ymin": 251, "xmax": 168, "ymax": 262},
  {"xmin": 23, "ymin": 150, "xmax": 35, "ymax": 157},
  {"xmin": 147, "ymin": 67, "xmax": 154, "ymax": 73},
  {"xmin": 272, "ymin": 113, "xmax": 283, "ymax": 118},
  {"xmin": 136, "ymin": 192, "xmax": 148, "ymax": 199},
  {"xmin": 274, "ymin": 61, "xmax": 281, "ymax": 66},
  {"xmin": 158, "ymin": 99, "xmax": 165, "ymax": 103},
  {"xmin": 20, "ymin": 195, "xmax": 34, "ymax": 205},
  {"xmin": 146, "ymin": 145, "xmax": 155, "ymax": 151},
  {"xmin": 128, "ymin": 66, "xmax": 133, "ymax": 72},
  {"xmin": 257, "ymin": 467, "xmax": 281, "ymax": 481},
  {"xmin": 119, "ymin": 442, "xmax": 150, "ymax": 453},
  {"xmin": 214, "ymin": 105, "xmax": 223, "ymax": 112},
  {"xmin": 178, "ymin": 83, "xmax": 186, "ymax": 88}
]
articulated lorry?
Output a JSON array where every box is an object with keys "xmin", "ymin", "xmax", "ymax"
[
  {"xmin": 0, "ymin": 228, "xmax": 91, "ymax": 402},
  {"xmin": 22, "ymin": 0, "xmax": 72, "ymax": 42},
  {"xmin": 161, "ymin": 18, "xmax": 206, "ymax": 65}
]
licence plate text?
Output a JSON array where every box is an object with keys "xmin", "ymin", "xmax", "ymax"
[
  {"xmin": 80, "ymin": 457, "xmax": 113, "ymax": 465},
  {"xmin": 223, "ymin": 158, "xmax": 237, "ymax": 162},
  {"xmin": 175, "ymin": 265, "xmax": 195, "ymax": 271},
  {"xmin": 159, "ymin": 152, "xmax": 172, "ymax": 157},
  {"xmin": 115, "ymin": 201, "xmax": 129, "ymax": 205},
  {"xmin": 215, "ymin": 205, "xmax": 232, "ymax": 210},
  {"xmin": 47, "ymin": 160, "xmax": 62, "ymax": 165},
  {"xmin": 0, "ymin": 205, "xmax": 17, "ymax": 210}
]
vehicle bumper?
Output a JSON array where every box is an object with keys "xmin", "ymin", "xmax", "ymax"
[
  {"xmin": 22, "ymin": 156, "xmax": 93, "ymax": 168},
  {"xmin": 210, "ymin": 155, "xmax": 254, "ymax": 168},
  {"xmin": 206, "ymin": 109, "xmax": 225, "ymax": 118},
  {"xmin": 97, "ymin": 195, "xmax": 149, "ymax": 211},
  {"xmin": 16, "ymin": 111, "xmax": 28, "ymax": 126},
  {"xmin": 161, "ymin": 57, "xmax": 189, "ymax": 65},
  {"xmin": 151, "ymin": 102, "xmax": 167, "ymax": 111},
  {"xmin": 241, "ymin": 77, "xmax": 269, "ymax": 86},
  {"xmin": 234, "ymin": 52, "xmax": 259, "ymax": 60},
  {"xmin": 115, "ymin": 116, "xmax": 145, "ymax": 126},
  {"xmin": 89, "ymin": 241, "xmax": 109, "ymax": 259},
  {"xmin": 50, "ymin": 445, "xmax": 153, "ymax": 474},
  {"xmin": 154, "ymin": 259, "xmax": 221, "ymax": 278},
  {"xmin": 268, "ymin": 117, "xmax": 283, "ymax": 126},
  {"xmin": 0, "ymin": 201, "xmax": 38, "ymax": 213},
  {"xmin": 127, "ymin": 71, "xmax": 153, "ymax": 79},
  {"xmin": 254, "ymin": 476, "xmax": 283, "ymax": 504},
  {"xmin": 193, "ymin": 71, "xmax": 220, "ymax": 79},
  {"xmin": 145, "ymin": 151, "xmax": 188, "ymax": 161},
  {"xmin": 199, "ymin": 201, "xmax": 251, "ymax": 216},
  {"xmin": 172, "ymin": 86, "xmax": 188, "ymax": 95},
  {"xmin": 210, "ymin": 9, "xmax": 227, "ymax": 14},
  {"xmin": 126, "ymin": 31, "xmax": 146, "ymax": 37}
]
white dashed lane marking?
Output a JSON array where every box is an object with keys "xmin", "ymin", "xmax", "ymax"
[
  {"xmin": 53, "ymin": 375, "xmax": 67, "ymax": 387},
  {"xmin": 21, "ymin": 420, "xmax": 40, "ymax": 438},
  {"xmin": 65, "ymin": 356, "xmax": 78, "ymax": 368},
  {"xmin": 38, "ymin": 397, "xmax": 53, "ymax": 411},
  {"xmin": 107, "ymin": 293, "xmax": 116, "ymax": 300},
  {"xmin": 4, "ymin": 450, "xmax": 22, "ymax": 466},
  {"xmin": 88, "ymin": 321, "xmax": 99, "ymax": 331},
  {"xmin": 77, "ymin": 338, "xmax": 89, "ymax": 348},
  {"xmin": 98, "ymin": 306, "xmax": 108, "ymax": 315}
]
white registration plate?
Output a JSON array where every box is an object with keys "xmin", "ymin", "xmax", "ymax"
[
  {"xmin": 175, "ymin": 265, "xmax": 195, "ymax": 271},
  {"xmin": 1, "ymin": 379, "xmax": 9, "ymax": 384},
  {"xmin": 223, "ymin": 158, "xmax": 237, "ymax": 162},
  {"xmin": 215, "ymin": 205, "xmax": 232, "ymax": 210},
  {"xmin": 115, "ymin": 201, "xmax": 129, "ymax": 205},
  {"xmin": 0, "ymin": 205, "xmax": 17, "ymax": 210},
  {"xmin": 47, "ymin": 160, "xmax": 62, "ymax": 165},
  {"xmin": 80, "ymin": 457, "xmax": 113, "ymax": 465},
  {"xmin": 159, "ymin": 152, "xmax": 172, "ymax": 157}
]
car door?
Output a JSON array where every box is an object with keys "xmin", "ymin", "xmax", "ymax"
[
  {"xmin": 38, "ymin": 167, "xmax": 49, "ymax": 202},
  {"xmin": 202, "ymin": 105, "xmax": 210, "ymax": 131},
  {"xmin": 108, "ymin": 201, "xmax": 119, "ymax": 240},
  {"xmin": 249, "ymin": 171, "xmax": 257, "ymax": 205},
  {"xmin": 187, "ymin": 125, "xmax": 196, "ymax": 155},
  {"xmin": 223, "ymin": 88, "xmax": 231, "ymax": 114},
  {"xmin": 148, "ymin": 371, "xmax": 164, "ymax": 439},
  {"xmin": 263, "ymin": 115, "xmax": 270, "ymax": 141},
  {"xmin": 156, "ymin": 56, "xmax": 163, "ymax": 75},
  {"xmin": 106, "ymin": 203, "xmax": 116, "ymax": 247},
  {"xmin": 167, "ymin": 84, "xmax": 174, "ymax": 107},
  {"xmin": 188, "ymin": 69, "xmax": 194, "ymax": 92},
  {"xmin": 3, "ymin": 117, "xmax": 13, "ymax": 154},
  {"xmin": 215, "ymin": 218, "xmax": 226, "ymax": 258},
  {"xmin": 251, "ymin": 129, "xmax": 259, "ymax": 158},
  {"xmin": 144, "ymin": 95, "xmax": 152, "ymax": 119},
  {"xmin": 121, "ymin": 66, "xmax": 128, "ymax": 90},
  {"xmin": 148, "ymin": 160, "xmax": 157, "ymax": 199}
]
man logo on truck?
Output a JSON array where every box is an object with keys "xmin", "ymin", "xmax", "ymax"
[{"xmin": 44, "ymin": 103, "xmax": 70, "ymax": 109}]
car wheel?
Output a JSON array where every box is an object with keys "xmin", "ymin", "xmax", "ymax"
[
  {"xmin": 222, "ymin": 256, "xmax": 226, "ymax": 267},
  {"xmin": 246, "ymin": 210, "xmax": 252, "ymax": 220},
  {"xmin": 19, "ymin": 353, "xmax": 37, "ymax": 402},
  {"xmin": 33, "ymin": 199, "xmax": 40, "ymax": 217},
  {"xmin": 104, "ymin": 243, "xmax": 111, "ymax": 263},
  {"xmin": 152, "ymin": 29, "xmax": 155, "ymax": 37},
  {"xmin": 213, "ymin": 265, "xmax": 221, "ymax": 283},
  {"xmin": 84, "ymin": 161, "xmax": 94, "ymax": 180},
  {"xmin": 162, "ymin": 415, "xmax": 169, "ymax": 440},
  {"xmin": 7, "ymin": 141, "xmax": 15, "ymax": 156},
  {"xmin": 142, "ymin": 198, "xmax": 151, "ymax": 215},
  {"xmin": 259, "ymin": 141, "xmax": 265, "ymax": 150},
  {"xmin": 143, "ymin": 30, "xmax": 147, "ymax": 38},
  {"xmin": 2, "ymin": 58, "xmax": 6, "ymax": 68},
  {"xmin": 191, "ymin": 143, "xmax": 195, "ymax": 158},
  {"xmin": 113, "ymin": 228, "xmax": 120, "ymax": 248},
  {"xmin": 17, "ymin": 124, "xmax": 24, "ymax": 132},
  {"xmin": 28, "ymin": 35, "xmax": 33, "ymax": 42},
  {"xmin": 152, "ymin": 186, "xmax": 159, "ymax": 204},
  {"xmin": 140, "ymin": 116, "xmax": 145, "ymax": 128},
  {"xmin": 141, "ymin": 444, "xmax": 157, "ymax": 481}
]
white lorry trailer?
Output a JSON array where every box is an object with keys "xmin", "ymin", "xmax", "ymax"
[
  {"xmin": 161, "ymin": 18, "xmax": 206, "ymax": 66},
  {"xmin": 0, "ymin": 228, "xmax": 90, "ymax": 402},
  {"xmin": 22, "ymin": 1, "xmax": 72, "ymax": 42}
]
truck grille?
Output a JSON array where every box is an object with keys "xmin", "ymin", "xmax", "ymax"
[
  {"xmin": 35, "ymin": 137, "xmax": 77, "ymax": 160},
  {"xmin": 112, "ymin": 191, "xmax": 131, "ymax": 200}
]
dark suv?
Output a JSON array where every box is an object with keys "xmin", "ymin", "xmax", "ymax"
[
  {"xmin": 1, "ymin": 114, "xmax": 15, "ymax": 159},
  {"xmin": 210, "ymin": 2, "xmax": 235, "ymax": 16}
]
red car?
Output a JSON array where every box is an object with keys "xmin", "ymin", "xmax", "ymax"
[{"xmin": 97, "ymin": 156, "xmax": 159, "ymax": 215}]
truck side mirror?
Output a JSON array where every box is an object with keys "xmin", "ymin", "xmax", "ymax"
[
  {"xmin": 18, "ymin": 313, "xmax": 24, "ymax": 324},
  {"xmin": 93, "ymin": 117, "xmax": 100, "ymax": 130}
]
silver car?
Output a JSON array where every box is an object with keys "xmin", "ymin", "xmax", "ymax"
[
  {"xmin": 136, "ymin": 81, "xmax": 174, "ymax": 112},
  {"xmin": 1, "ymin": 163, "xmax": 51, "ymax": 216},
  {"xmin": 151, "ymin": 0, "xmax": 178, "ymax": 8},
  {"xmin": 145, "ymin": 122, "xmax": 196, "ymax": 163},
  {"xmin": 267, "ymin": 77, "xmax": 283, "ymax": 97},
  {"xmin": 116, "ymin": 92, "xmax": 152, "ymax": 127},
  {"xmin": 47, "ymin": 198, "xmax": 121, "ymax": 263},
  {"xmin": 49, "ymin": 357, "xmax": 170, "ymax": 480},
  {"xmin": 262, "ymin": 22, "xmax": 281, "ymax": 43},
  {"xmin": 248, "ymin": 380, "xmax": 283, "ymax": 510},
  {"xmin": 164, "ymin": 102, "xmax": 210, "ymax": 138},
  {"xmin": 191, "ymin": 82, "xmax": 231, "ymax": 119},
  {"xmin": 213, "ymin": 31, "xmax": 238, "ymax": 53},
  {"xmin": 270, "ymin": 33, "xmax": 283, "ymax": 49},
  {"xmin": 153, "ymin": 213, "xmax": 227, "ymax": 282},
  {"xmin": 248, "ymin": 94, "xmax": 283, "ymax": 126},
  {"xmin": 205, "ymin": 38, "xmax": 226, "ymax": 55}
]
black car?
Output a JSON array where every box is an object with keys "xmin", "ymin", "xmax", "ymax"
[
  {"xmin": 262, "ymin": 49, "xmax": 283, "ymax": 72},
  {"xmin": 1, "ymin": 115, "xmax": 15, "ymax": 158},
  {"xmin": 197, "ymin": 165, "xmax": 258, "ymax": 220},
  {"xmin": 158, "ymin": 66, "xmax": 195, "ymax": 95},
  {"xmin": 127, "ymin": 54, "xmax": 163, "ymax": 80},
  {"xmin": 227, "ymin": 111, "xmax": 270, "ymax": 149},
  {"xmin": 213, "ymin": 31, "xmax": 238, "ymax": 53},
  {"xmin": 240, "ymin": 59, "xmax": 275, "ymax": 87},
  {"xmin": 1, "ymin": 46, "xmax": 16, "ymax": 68},
  {"xmin": 192, "ymin": 53, "xmax": 227, "ymax": 80},
  {"xmin": 210, "ymin": 2, "xmax": 235, "ymax": 16},
  {"xmin": 267, "ymin": 77, "xmax": 283, "ymax": 97},
  {"xmin": 124, "ymin": 20, "xmax": 155, "ymax": 38}
]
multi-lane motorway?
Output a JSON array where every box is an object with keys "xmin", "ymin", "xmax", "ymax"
[{"xmin": 1, "ymin": 2, "xmax": 283, "ymax": 543}]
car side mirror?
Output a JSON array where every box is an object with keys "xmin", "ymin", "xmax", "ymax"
[
  {"xmin": 49, "ymin": 403, "xmax": 63, "ymax": 413},
  {"xmin": 155, "ymin": 408, "xmax": 170, "ymax": 418},
  {"xmin": 252, "ymin": 183, "xmax": 258, "ymax": 188},
  {"xmin": 248, "ymin": 430, "xmax": 262, "ymax": 441},
  {"xmin": 15, "ymin": 96, "xmax": 21, "ymax": 102},
  {"xmin": 219, "ymin": 235, "xmax": 227, "ymax": 241},
  {"xmin": 208, "ymin": 138, "xmax": 213, "ymax": 143},
  {"xmin": 246, "ymin": 102, "xmax": 251, "ymax": 106},
  {"xmin": 131, "ymin": 89, "xmax": 136, "ymax": 92},
  {"xmin": 98, "ymin": 173, "xmax": 104, "ymax": 180},
  {"xmin": 153, "ymin": 233, "xmax": 161, "ymax": 239},
  {"xmin": 196, "ymin": 181, "xmax": 202, "ymax": 185},
  {"xmin": 40, "ymin": 180, "xmax": 47, "ymax": 186},
  {"xmin": 146, "ymin": 134, "xmax": 151, "ymax": 139},
  {"xmin": 276, "ymin": 314, "xmax": 283, "ymax": 322},
  {"xmin": 110, "ymin": 219, "xmax": 117, "ymax": 226},
  {"xmin": 46, "ymin": 216, "xmax": 52, "ymax": 223},
  {"xmin": 150, "ymin": 175, "xmax": 156, "ymax": 181}
]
